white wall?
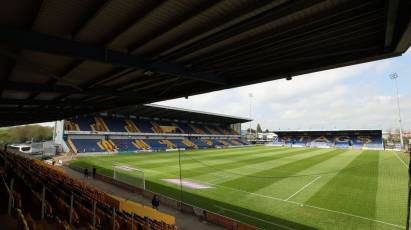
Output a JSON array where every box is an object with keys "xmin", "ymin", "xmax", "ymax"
[{"xmin": 53, "ymin": 120, "xmax": 69, "ymax": 152}]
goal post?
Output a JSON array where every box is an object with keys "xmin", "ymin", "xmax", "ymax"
[{"xmin": 113, "ymin": 165, "xmax": 145, "ymax": 190}]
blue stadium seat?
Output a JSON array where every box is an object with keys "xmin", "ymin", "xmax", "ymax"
[
  {"xmin": 71, "ymin": 139, "xmax": 104, "ymax": 153},
  {"xmin": 169, "ymin": 139, "xmax": 187, "ymax": 148},
  {"xmin": 133, "ymin": 119, "xmax": 154, "ymax": 133},
  {"xmin": 111, "ymin": 139, "xmax": 138, "ymax": 152},
  {"xmin": 71, "ymin": 117, "xmax": 96, "ymax": 131},
  {"xmin": 176, "ymin": 123, "xmax": 196, "ymax": 133},
  {"xmin": 103, "ymin": 117, "xmax": 127, "ymax": 132},
  {"xmin": 191, "ymin": 139, "xmax": 209, "ymax": 149},
  {"xmin": 143, "ymin": 139, "xmax": 167, "ymax": 151}
]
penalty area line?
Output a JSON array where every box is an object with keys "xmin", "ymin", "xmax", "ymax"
[
  {"xmin": 215, "ymin": 205, "xmax": 296, "ymax": 230},
  {"xmin": 285, "ymin": 176, "xmax": 321, "ymax": 201}
]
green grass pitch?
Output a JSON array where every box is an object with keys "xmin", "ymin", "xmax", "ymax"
[{"xmin": 69, "ymin": 146, "xmax": 408, "ymax": 230}]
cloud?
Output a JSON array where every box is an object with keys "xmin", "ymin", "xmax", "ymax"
[{"xmin": 155, "ymin": 54, "xmax": 411, "ymax": 131}]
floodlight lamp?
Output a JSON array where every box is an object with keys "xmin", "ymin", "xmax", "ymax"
[{"xmin": 389, "ymin": 73, "xmax": 398, "ymax": 79}]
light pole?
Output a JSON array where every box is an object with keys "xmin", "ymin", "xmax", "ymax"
[
  {"xmin": 390, "ymin": 73, "xmax": 409, "ymax": 230},
  {"xmin": 248, "ymin": 93, "xmax": 253, "ymax": 141},
  {"xmin": 389, "ymin": 73, "xmax": 404, "ymax": 148}
]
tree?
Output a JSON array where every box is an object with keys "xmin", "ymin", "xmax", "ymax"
[
  {"xmin": 264, "ymin": 129, "xmax": 270, "ymax": 133},
  {"xmin": 0, "ymin": 125, "xmax": 53, "ymax": 144},
  {"xmin": 246, "ymin": 128, "xmax": 256, "ymax": 133},
  {"xmin": 256, "ymin": 123, "xmax": 262, "ymax": 133}
]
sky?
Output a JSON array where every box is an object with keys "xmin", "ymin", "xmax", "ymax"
[{"xmin": 155, "ymin": 49, "xmax": 411, "ymax": 132}]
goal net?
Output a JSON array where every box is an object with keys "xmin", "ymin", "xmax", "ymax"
[{"xmin": 113, "ymin": 165, "xmax": 145, "ymax": 190}]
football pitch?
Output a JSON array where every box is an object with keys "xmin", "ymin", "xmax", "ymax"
[{"xmin": 70, "ymin": 146, "xmax": 408, "ymax": 230}]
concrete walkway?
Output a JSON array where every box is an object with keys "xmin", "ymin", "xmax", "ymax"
[{"xmin": 63, "ymin": 167, "xmax": 225, "ymax": 230}]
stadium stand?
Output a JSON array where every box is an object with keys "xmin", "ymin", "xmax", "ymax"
[
  {"xmin": 70, "ymin": 139, "xmax": 104, "ymax": 153},
  {"xmin": 190, "ymin": 139, "xmax": 210, "ymax": 149},
  {"xmin": 272, "ymin": 130, "xmax": 384, "ymax": 150},
  {"xmin": 0, "ymin": 149, "xmax": 178, "ymax": 230},
  {"xmin": 56, "ymin": 105, "xmax": 251, "ymax": 154}
]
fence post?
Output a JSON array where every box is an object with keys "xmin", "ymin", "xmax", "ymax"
[
  {"xmin": 92, "ymin": 200, "xmax": 96, "ymax": 227},
  {"xmin": 41, "ymin": 185, "xmax": 46, "ymax": 219},
  {"xmin": 7, "ymin": 178, "xmax": 14, "ymax": 215},
  {"xmin": 69, "ymin": 192, "xmax": 73, "ymax": 224}
]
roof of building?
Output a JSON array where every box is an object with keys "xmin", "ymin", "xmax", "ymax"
[
  {"xmin": 0, "ymin": 0, "xmax": 410, "ymax": 126},
  {"xmin": 107, "ymin": 104, "xmax": 251, "ymax": 124}
]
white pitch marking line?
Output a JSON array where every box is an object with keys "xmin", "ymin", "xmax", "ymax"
[
  {"xmin": 93, "ymin": 156, "xmax": 405, "ymax": 229},
  {"xmin": 215, "ymin": 205, "xmax": 296, "ymax": 230},
  {"xmin": 202, "ymin": 181, "xmax": 404, "ymax": 229},
  {"xmin": 298, "ymin": 202, "xmax": 405, "ymax": 229},
  {"xmin": 393, "ymin": 151, "xmax": 408, "ymax": 169},
  {"xmin": 285, "ymin": 176, "xmax": 322, "ymax": 201}
]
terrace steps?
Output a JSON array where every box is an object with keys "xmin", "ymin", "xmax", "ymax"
[
  {"xmin": 99, "ymin": 140, "xmax": 116, "ymax": 152},
  {"xmin": 189, "ymin": 124, "xmax": 206, "ymax": 134},
  {"xmin": 125, "ymin": 119, "xmax": 140, "ymax": 133},
  {"xmin": 67, "ymin": 138, "xmax": 78, "ymax": 153},
  {"xmin": 219, "ymin": 140, "xmax": 230, "ymax": 146},
  {"xmin": 172, "ymin": 123, "xmax": 185, "ymax": 133},
  {"xmin": 160, "ymin": 140, "xmax": 176, "ymax": 149},
  {"xmin": 151, "ymin": 122, "xmax": 163, "ymax": 133},
  {"xmin": 91, "ymin": 117, "xmax": 109, "ymax": 132},
  {"xmin": 134, "ymin": 140, "xmax": 150, "ymax": 150},
  {"xmin": 182, "ymin": 139, "xmax": 196, "ymax": 148},
  {"xmin": 205, "ymin": 126, "xmax": 220, "ymax": 135}
]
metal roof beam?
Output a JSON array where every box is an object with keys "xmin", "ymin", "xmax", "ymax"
[
  {"xmin": 384, "ymin": 0, "xmax": 400, "ymax": 51},
  {"xmin": 0, "ymin": 98, "xmax": 148, "ymax": 110},
  {"xmin": 0, "ymin": 27, "xmax": 228, "ymax": 85},
  {"xmin": 166, "ymin": 0, "xmax": 323, "ymax": 60},
  {"xmin": 0, "ymin": 98, "xmax": 106, "ymax": 107},
  {"xmin": 395, "ymin": 15, "xmax": 411, "ymax": 53},
  {"xmin": 0, "ymin": 81, "xmax": 154, "ymax": 99}
]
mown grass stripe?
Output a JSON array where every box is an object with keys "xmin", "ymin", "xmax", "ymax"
[
  {"xmin": 87, "ymin": 147, "xmax": 289, "ymax": 169},
  {"xmin": 133, "ymin": 148, "xmax": 321, "ymax": 182},
  {"xmin": 375, "ymin": 151, "xmax": 408, "ymax": 225},
  {"xmin": 122, "ymin": 146, "xmax": 273, "ymax": 161},
  {"xmin": 307, "ymin": 150, "xmax": 379, "ymax": 222},
  {"xmin": 176, "ymin": 148, "xmax": 321, "ymax": 181},
  {"xmin": 135, "ymin": 147, "xmax": 297, "ymax": 169},
  {"xmin": 221, "ymin": 149, "xmax": 346, "ymax": 193}
]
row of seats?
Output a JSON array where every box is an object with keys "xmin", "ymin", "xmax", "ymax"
[
  {"xmin": 69, "ymin": 138, "xmax": 250, "ymax": 153},
  {"xmin": 65, "ymin": 116, "xmax": 238, "ymax": 135},
  {"xmin": 0, "ymin": 149, "xmax": 179, "ymax": 230},
  {"xmin": 273, "ymin": 135, "xmax": 383, "ymax": 149}
]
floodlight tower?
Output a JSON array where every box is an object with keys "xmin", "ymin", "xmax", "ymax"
[
  {"xmin": 248, "ymin": 93, "xmax": 253, "ymax": 140},
  {"xmin": 389, "ymin": 73, "xmax": 404, "ymax": 148}
]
